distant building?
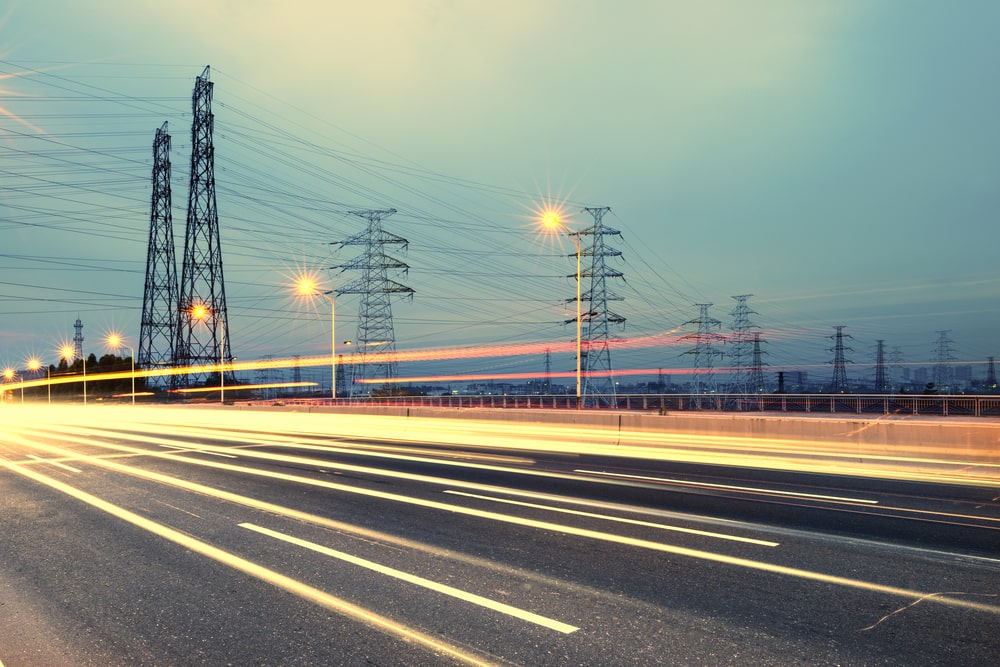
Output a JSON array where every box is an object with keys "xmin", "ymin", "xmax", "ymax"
[{"xmin": 954, "ymin": 365, "xmax": 973, "ymax": 390}]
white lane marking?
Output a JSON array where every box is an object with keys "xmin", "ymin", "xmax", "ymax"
[
  {"xmin": 26, "ymin": 454, "xmax": 82, "ymax": 473},
  {"xmin": 1, "ymin": 459, "xmax": 496, "ymax": 666},
  {"xmin": 240, "ymin": 522, "xmax": 579, "ymax": 634},
  {"xmin": 576, "ymin": 469, "xmax": 879, "ymax": 504},
  {"xmin": 444, "ymin": 490, "xmax": 778, "ymax": 547},
  {"xmin": 157, "ymin": 444, "xmax": 237, "ymax": 458}
]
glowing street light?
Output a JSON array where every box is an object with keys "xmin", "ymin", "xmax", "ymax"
[
  {"xmin": 26, "ymin": 357, "xmax": 48, "ymax": 405},
  {"xmin": 60, "ymin": 344, "xmax": 86, "ymax": 405},
  {"xmin": 106, "ymin": 332, "xmax": 135, "ymax": 405},
  {"xmin": 3, "ymin": 367, "xmax": 23, "ymax": 404},
  {"xmin": 189, "ymin": 303, "xmax": 227, "ymax": 404},
  {"xmin": 295, "ymin": 276, "xmax": 337, "ymax": 400},
  {"xmin": 540, "ymin": 210, "xmax": 582, "ymax": 402}
]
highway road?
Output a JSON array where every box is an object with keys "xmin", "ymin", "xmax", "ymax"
[{"xmin": 1, "ymin": 405, "xmax": 998, "ymax": 666}]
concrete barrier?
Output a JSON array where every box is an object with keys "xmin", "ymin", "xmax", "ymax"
[{"xmin": 234, "ymin": 402, "xmax": 1000, "ymax": 466}]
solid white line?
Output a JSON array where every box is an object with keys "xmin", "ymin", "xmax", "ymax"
[
  {"xmin": 240, "ymin": 522, "xmax": 579, "ymax": 634},
  {"xmin": 26, "ymin": 454, "xmax": 82, "ymax": 473},
  {"xmin": 444, "ymin": 490, "xmax": 778, "ymax": 547},
  {"xmin": 0, "ymin": 459, "xmax": 497, "ymax": 666},
  {"xmin": 575, "ymin": 469, "xmax": 879, "ymax": 504}
]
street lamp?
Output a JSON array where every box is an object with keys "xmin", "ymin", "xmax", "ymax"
[
  {"xmin": 105, "ymin": 333, "xmax": 135, "ymax": 406},
  {"xmin": 60, "ymin": 345, "xmax": 85, "ymax": 405},
  {"xmin": 190, "ymin": 304, "xmax": 227, "ymax": 404},
  {"xmin": 541, "ymin": 211, "xmax": 582, "ymax": 402},
  {"xmin": 295, "ymin": 277, "xmax": 337, "ymax": 400},
  {"xmin": 3, "ymin": 367, "xmax": 22, "ymax": 404},
  {"xmin": 26, "ymin": 357, "xmax": 48, "ymax": 405}
]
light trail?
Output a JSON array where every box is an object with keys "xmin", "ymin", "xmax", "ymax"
[
  {"xmin": 0, "ymin": 455, "xmax": 500, "ymax": 667},
  {"xmin": 241, "ymin": 523, "xmax": 579, "ymax": 634},
  {"xmin": 443, "ymin": 490, "xmax": 779, "ymax": 546},
  {"xmin": 0, "ymin": 429, "xmax": 646, "ymax": 609},
  {"xmin": 574, "ymin": 470, "xmax": 881, "ymax": 505},
  {"xmin": 5, "ymin": 423, "xmax": 1000, "ymax": 615}
]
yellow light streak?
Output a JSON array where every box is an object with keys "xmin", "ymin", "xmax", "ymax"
[
  {"xmin": 241, "ymin": 523, "xmax": 578, "ymax": 634},
  {"xmin": 1, "ymin": 428, "xmax": 616, "ymax": 606},
  {"xmin": 6, "ymin": 419, "xmax": 1000, "ymax": 616},
  {"xmin": 574, "ymin": 470, "xmax": 881, "ymax": 505},
  {"xmin": 170, "ymin": 381, "xmax": 317, "ymax": 394},
  {"xmin": 0, "ymin": 455, "xmax": 501, "ymax": 667},
  {"xmin": 443, "ymin": 490, "xmax": 779, "ymax": 546}
]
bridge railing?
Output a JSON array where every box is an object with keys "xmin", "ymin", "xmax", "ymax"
[{"xmin": 275, "ymin": 393, "xmax": 1000, "ymax": 417}]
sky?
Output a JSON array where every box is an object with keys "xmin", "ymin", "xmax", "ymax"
[{"xmin": 0, "ymin": 1, "xmax": 998, "ymax": 390}]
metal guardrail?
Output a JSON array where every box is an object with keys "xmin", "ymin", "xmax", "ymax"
[{"xmin": 279, "ymin": 393, "xmax": 1000, "ymax": 417}]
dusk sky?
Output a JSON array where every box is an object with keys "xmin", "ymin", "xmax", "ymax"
[{"xmin": 1, "ymin": 1, "xmax": 998, "ymax": 387}]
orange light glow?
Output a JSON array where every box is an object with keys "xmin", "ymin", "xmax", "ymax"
[
  {"xmin": 3, "ymin": 367, "xmax": 14, "ymax": 381},
  {"xmin": 190, "ymin": 303, "xmax": 210, "ymax": 320},
  {"xmin": 59, "ymin": 345, "xmax": 75, "ymax": 361},
  {"xmin": 106, "ymin": 332, "xmax": 123, "ymax": 349},
  {"xmin": 26, "ymin": 357, "xmax": 42, "ymax": 372}
]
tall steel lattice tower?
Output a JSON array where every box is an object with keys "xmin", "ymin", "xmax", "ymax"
[
  {"xmin": 726, "ymin": 294, "xmax": 759, "ymax": 396},
  {"xmin": 829, "ymin": 325, "xmax": 852, "ymax": 393},
  {"xmin": 73, "ymin": 317, "xmax": 85, "ymax": 360},
  {"xmin": 873, "ymin": 339, "xmax": 889, "ymax": 393},
  {"xmin": 174, "ymin": 66, "xmax": 232, "ymax": 388},
  {"xmin": 931, "ymin": 330, "xmax": 955, "ymax": 393},
  {"xmin": 683, "ymin": 304, "xmax": 724, "ymax": 396},
  {"xmin": 573, "ymin": 206, "xmax": 625, "ymax": 407},
  {"xmin": 138, "ymin": 122, "xmax": 178, "ymax": 389},
  {"xmin": 334, "ymin": 208, "xmax": 414, "ymax": 396}
]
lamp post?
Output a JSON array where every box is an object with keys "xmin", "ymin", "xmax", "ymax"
[
  {"xmin": 295, "ymin": 277, "xmax": 337, "ymax": 401},
  {"xmin": 27, "ymin": 357, "xmax": 48, "ymax": 405},
  {"xmin": 3, "ymin": 367, "xmax": 22, "ymax": 404},
  {"xmin": 60, "ymin": 345, "xmax": 86, "ymax": 404},
  {"xmin": 106, "ymin": 333, "xmax": 135, "ymax": 405},
  {"xmin": 190, "ymin": 304, "xmax": 228, "ymax": 404},
  {"xmin": 541, "ymin": 211, "xmax": 582, "ymax": 403}
]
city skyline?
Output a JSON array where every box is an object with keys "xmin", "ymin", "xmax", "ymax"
[{"xmin": 1, "ymin": 2, "xmax": 998, "ymax": 387}]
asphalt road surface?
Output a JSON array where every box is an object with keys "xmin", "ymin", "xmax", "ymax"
[{"xmin": 1, "ymin": 405, "xmax": 998, "ymax": 666}]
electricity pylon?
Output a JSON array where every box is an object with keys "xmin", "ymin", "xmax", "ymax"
[
  {"xmin": 574, "ymin": 206, "xmax": 625, "ymax": 407},
  {"xmin": 175, "ymin": 66, "xmax": 232, "ymax": 388},
  {"xmin": 873, "ymin": 339, "xmax": 889, "ymax": 393},
  {"xmin": 727, "ymin": 294, "xmax": 759, "ymax": 398},
  {"xmin": 138, "ymin": 121, "xmax": 178, "ymax": 389},
  {"xmin": 829, "ymin": 325, "xmax": 852, "ymax": 393},
  {"xmin": 683, "ymin": 304, "xmax": 725, "ymax": 398},
  {"xmin": 932, "ymin": 330, "xmax": 955, "ymax": 393},
  {"xmin": 333, "ymin": 208, "xmax": 414, "ymax": 396}
]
